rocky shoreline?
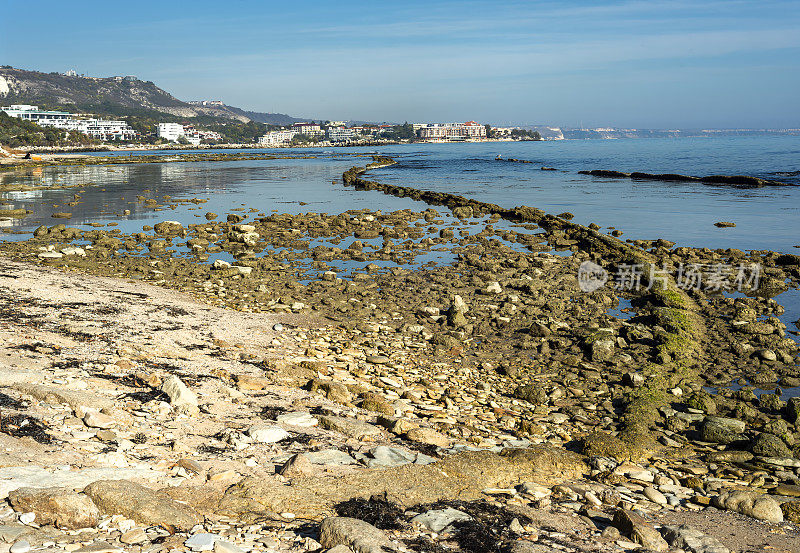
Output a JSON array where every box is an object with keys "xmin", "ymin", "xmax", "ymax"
[{"xmin": 0, "ymin": 157, "xmax": 798, "ymax": 552}]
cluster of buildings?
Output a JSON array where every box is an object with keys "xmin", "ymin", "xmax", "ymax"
[
  {"xmin": 156, "ymin": 123, "xmax": 222, "ymax": 145},
  {"xmin": 1, "ymin": 104, "xmax": 138, "ymax": 141},
  {"xmin": 257, "ymin": 121, "xmax": 488, "ymax": 146},
  {"xmin": 416, "ymin": 121, "xmax": 486, "ymax": 141}
]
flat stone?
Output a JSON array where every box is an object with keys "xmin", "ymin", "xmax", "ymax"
[
  {"xmin": 83, "ymin": 411, "xmax": 115, "ymax": 429},
  {"xmin": 405, "ymin": 427, "xmax": 450, "ymax": 448},
  {"xmin": 83, "ymin": 480, "xmax": 201, "ymax": 531},
  {"xmin": 0, "ymin": 465, "xmax": 164, "ymax": 501},
  {"xmin": 72, "ymin": 542, "xmax": 123, "ymax": 553},
  {"xmin": 366, "ymin": 446, "xmax": 416, "ymax": 468},
  {"xmin": 773, "ymin": 483, "xmax": 800, "ymax": 497},
  {"xmin": 0, "ymin": 525, "xmax": 30, "ymax": 543},
  {"xmin": 318, "ymin": 416, "xmax": 383, "ymax": 440},
  {"xmin": 366, "ymin": 355, "xmax": 390, "ymax": 365},
  {"xmin": 661, "ymin": 525, "xmax": 729, "ymax": 553},
  {"xmin": 247, "ymin": 425, "xmax": 290, "ymax": 443},
  {"xmin": 9, "ymin": 540, "xmax": 30, "ymax": 553},
  {"xmin": 120, "ymin": 528, "xmax": 148, "ymax": 545},
  {"xmin": 304, "ymin": 449, "xmax": 356, "ymax": 466},
  {"xmin": 412, "ymin": 507, "xmax": 472, "ymax": 532},
  {"xmin": 185, "ymin": 533, "xmax": 218, "ymax": 551},
  {"xmin": 214, "ymin": 540, "xmax": 246, "ymax": 553},
  {"xmin": 276, "ymin": 412, "xmax": 318, "ymax": 427}
]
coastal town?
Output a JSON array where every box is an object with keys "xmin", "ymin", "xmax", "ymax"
[{"xmin": 0, "ymin": 103, "xmax": 543, "ymax": 148}]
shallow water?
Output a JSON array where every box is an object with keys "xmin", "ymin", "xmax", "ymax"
[{"xmin": 1, "ymin": 138, "xmax": 798, "ymax": 325}]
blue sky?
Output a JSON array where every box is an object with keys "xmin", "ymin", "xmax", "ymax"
[{"xmin": 1, "ymin": 0, "xmax": 799, "ymax": 128}]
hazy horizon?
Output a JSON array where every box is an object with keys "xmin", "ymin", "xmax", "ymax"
[{"xmin": 1, "ymin": 0, "xmax": 798, "ymax": 129}]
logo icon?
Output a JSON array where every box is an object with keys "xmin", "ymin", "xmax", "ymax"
[{"xmin": 578, "ymin": 261, "xmax": 608, "ymax": 292}]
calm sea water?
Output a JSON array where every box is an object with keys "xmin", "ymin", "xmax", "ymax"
[{"xmin": 1, "ymin": 136, "xmax": 798, "ymax": 335}]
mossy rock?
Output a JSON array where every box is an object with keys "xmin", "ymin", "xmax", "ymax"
[{"xmin": 685, "ymin": 390, "xmax": 717, "ymax": 415}]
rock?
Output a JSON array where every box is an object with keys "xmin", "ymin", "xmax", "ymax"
[
  {"xmin": 405, "ymin": 427, "xmax": 450, "ymax": 448},
  {"xmin": 485, "ymin": 281, "xmax": 502, "ymax": 294},
  {"xmin": 0, "ymin": 525, "xmax": 30, "ymax": 543},
  {"xmin": 660, "ymin": 525, "xmax": 729, "ymax": 553},
  {"xmin": 366, "ymin": 355, "xmax": 390, "ymax": 365},
  {"xmin": 706, "ymin": 450, "xmax": 753, "ymax": 463},
  {"xmin": 120, "ymin": 528, "xmax": 148, "ymax": 545},
  {"xmin": 591, "ymin": 339, "xmax": 615, "ymax": 362},
  {"xmin": 612, "ymin": 510, "xmax": 668, "ymax": 552},
  {"xmin": 712, "ymin": 490, "xmax": 783, "ymax": 523},
  {"xmin": 366, "ymin": 446, "xmax": 417, "ymax": 468},
  {"xmin": 153, "ymin": 221, "xmax": 184, "ymax": 235},
  {"xmin": 276, "ymin": 412, "xmax": 318, "ymax": 427},
  {"xmin": 784, "ymin": 397, "xmax": 800, "ymax": 423},
  {"xmin": 310, "ymin": 380, "xmax": 353, "ymax": 404},
  {"xmin": 411, "ymin": 507, "xmax": 471, "ymax": 532},
  {"xmin": 161, "ymin": 375, "xmax": 199, "ymax": 415},
  {"xmin": 235, "ymin": 374, "xmax": 270, "ymax": 391},
  {"xmin": 278, "ymin": 454, "xmax": 316, "ymax": 477},
  {"xmin": 751, "ymin": 432, "xmax": 792, "ymax": 458},
  {"xmin": 185, "ymin": 533, "xmax": 218, "ymax": 551},
  {"xmin": 83, "ymin": 411, "xmax": 115, "ymax": 429},
  {"xmin": 318, "ymin": 416, "xmax": 383, "ymax": 440},
  {"xmin": 214, "ymin": 540, "xmax": 246, "ymax": 553},
  {"xmin": 304, "ymin": 449, "xmax": 357, "ymax": 466},
  {"xmin": 72, "ymin": 541, "xmax": 123, "ymax": 553},
  {"xmin": 700, "ymin": 416, "xmax": 746, "ymax": 444},
  {"xmin": 644, "ymin": 486, "xmax": 667, "ymax": 505},
  {"xmin": 83, "ymin": 480, "xmax": 202, "ymax": 531},
  {"xmin": 318, "ymin": 517, "xmax": 394, "ymax": 553},
  {"xmin": 247, "ymin": 425, "xmax": 290, "ymax": 443},
  {"xmin": 7, "ymin": 487, "xmax": 99, "ymax": 529},
  {"xmin": 9, "ymin": 540, "xmax": 30, "ymax": 553},
  {"xmin": 781, "ymin": 499, "xmax": 800, "ymax": 523},
  {"xmin": 509, "ymin": 542, "xmax": 552, "ymax": 553}
]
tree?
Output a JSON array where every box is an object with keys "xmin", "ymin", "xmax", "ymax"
[{"xmin": 485, "ymin": 124, "xmax": 493, "ymax": 138}]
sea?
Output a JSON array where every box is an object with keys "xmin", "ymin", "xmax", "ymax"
[{"xmin": 1, "ymin": 135, "xmax": 798, "ymax": 349}]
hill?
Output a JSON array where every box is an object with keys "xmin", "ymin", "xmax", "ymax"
[{"xmin": 0, "ymin": 66, "xmax": 305, "ymax": 126}]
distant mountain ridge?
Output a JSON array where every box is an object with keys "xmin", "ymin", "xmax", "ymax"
[{"xmin": 0, "ymin": 66, "xmax": 305, "ymax": 125}]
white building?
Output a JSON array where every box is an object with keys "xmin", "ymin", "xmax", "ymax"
[
  {"xmin": 418, "ymin": 121, "xmax": 486, "ymax": 141},
  {"xmin": 327, "ymin": 127, "xmax": 356, "ymax": 142},
  {"xmin": 81, "ymin": 120, "xmax": 136, "ymax": 141},
  {"xmin": 1, "ymin": 105, "xmax": 73, "ymax": 126},
  {"xmin": 2, "ymin": 105, "xmax": 136, "ymax": 141},
  {"xmin": 292, "ymin": 122, "xmax": 323, "ymax": 136},
  {"xmin": 257, "ymin": 130, "xmax": 298, "ymax": 146},
  {"xmin": 157, "ymin": 123, "xmax": 202, "ymax": 145}
]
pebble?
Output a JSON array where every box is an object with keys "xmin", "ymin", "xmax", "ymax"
[{"xmin": 644, "ymin": 487, "xmax": 667, "ymax": 505}]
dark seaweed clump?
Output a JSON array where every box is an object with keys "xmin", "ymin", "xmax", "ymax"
[
  {"xmin": 335, "ymin": 494, "xmax": 407, "ymax": 530},
  {"xmin": 422, "ymin": 499, "xmax": 532, "ymax": 553},
  {"xmin": 0, "ymin": 413, "xmax": 52, "ymax": 444}
]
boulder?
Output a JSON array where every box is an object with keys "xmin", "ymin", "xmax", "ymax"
[
  {"xmin": 318, "ymin": 517, "xmax": 394, "ymax": 553},
  {"xmin": 700, "ymin": 416, "xmax": 746, "ymax": 444},
  {"xmin": 711, "ymin": 490, "xmax": 783, "ymax": 523},
  {"xmin": 8, "ymin": 487, "xmax": 99, "ymax": 529},
  {"xmin": 161, "ymin": 375, "xmax": 199, "ymax": 415},
  {"xmin": 84, "ymin": 480, "xmax": 202, "ymax": 531},
  {"xmin": 751, "ymin": 433, "xmax": 792, "ymax": 458},
  {"xmin": 660, "ymin": 524, "xmax": 729, "ymax": 553}
]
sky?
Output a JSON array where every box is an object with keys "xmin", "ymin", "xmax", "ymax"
[{"xmin": 1, "ymin": 0, "xmax": 799, "ymax": 128}]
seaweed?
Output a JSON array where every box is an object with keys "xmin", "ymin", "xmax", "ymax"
[
  {"xmin": 0, "ymin": 413, "xmax": 53, "ymax": 444},
  {"xmin": 412, "ymin": 499, "xmax": 532, "ymax": 553},
  {"xmin": 334, "ymin": 494, "xmax": 408, "ymax": 530}
]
